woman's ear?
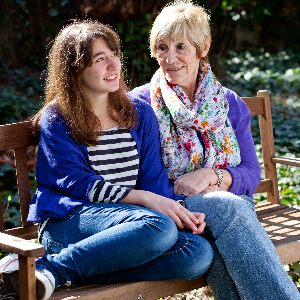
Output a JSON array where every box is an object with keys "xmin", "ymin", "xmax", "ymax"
[{"xmin": 201, "ymin": 38, "xmax": 211, "ymax": 57}]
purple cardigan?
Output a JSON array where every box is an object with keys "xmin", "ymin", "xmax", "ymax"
[{"xmin": 129, "ymin": 83, "xmax": 261, "ymax": 199}]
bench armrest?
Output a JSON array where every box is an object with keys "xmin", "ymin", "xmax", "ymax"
[
  {"xmin": 272, "ymin": 156, "xmax": 300, "ymax": 167},
  {"xmin": 0, "ymin": 232, "xmax": 45, "ymax": 257}
]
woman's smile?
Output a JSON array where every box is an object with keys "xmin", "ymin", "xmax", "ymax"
[{"xmin": 166, "ymin": 66, "xmax": 185, "ymax": 72}]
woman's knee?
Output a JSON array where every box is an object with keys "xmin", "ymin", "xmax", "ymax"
[{"xmin": 186, "ymin": 192, "xmax": 255, "ymax": 217}]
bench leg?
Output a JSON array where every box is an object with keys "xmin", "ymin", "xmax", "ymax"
[{"xmin": 19, "ymin": 256, "xmax": 37, "ymax": 300}]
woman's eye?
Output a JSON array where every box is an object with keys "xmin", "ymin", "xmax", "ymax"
[
  {"xmin": 112, "ymin": 51, "xmax": 117, "ymax": 57},
  {"xmin": 177, "ymin": 44, "xmax": 187, "ymax": 53},
  {"xmin": 156, "ymin": 44, "xmax": 168, "ymax": 54},
  {"xmin": 96, "ymin": 57, "xmax": 104, "ymax": 62}
]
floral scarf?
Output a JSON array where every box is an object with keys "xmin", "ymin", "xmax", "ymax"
[{"xmin": 150, "ymin": 60, "xmax": 241, "ymax": 179}]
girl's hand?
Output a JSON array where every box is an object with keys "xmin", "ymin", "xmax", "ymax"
[
  {"xmin": 184, "ymin": 212, "xmax": 206, "ymax": 235},
  {"xmin": 120, "ymin": 190, "xmax": 200, "ymax": 232}
]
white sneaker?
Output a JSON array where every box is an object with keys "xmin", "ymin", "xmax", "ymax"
[
  {"xmin": 0, "ymin": 254, "xmax": 19, "ymax": 272},
  {"xmin": 0, "ymin": 255, "xmax": 55, "ymax": 300},
  {"xmin": 0, "ymin": 255, "xmax": 19, "ymax": 297},
  {"xmin": 36, "ymin": 269, "xmax": 55, "ymax": 300}
]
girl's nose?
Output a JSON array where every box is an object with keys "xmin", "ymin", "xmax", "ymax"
[{"xmin": 107, "ymin": 57, "xmax": 119, "ymax": 70}]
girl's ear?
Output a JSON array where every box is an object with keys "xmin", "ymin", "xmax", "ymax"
[{"xmin": 201, "ymin": 38, "xmax": 211, "ymax": 57}]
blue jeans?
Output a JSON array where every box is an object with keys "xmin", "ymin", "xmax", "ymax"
[
  {"xmin": 37, "ymin": 203, "xmax": 213, "ymax": 287},
  {"xmin": 185, "ymin": 192, "xmax": 300, "ymax": 300}
]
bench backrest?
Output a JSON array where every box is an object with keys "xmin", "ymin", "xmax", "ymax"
[
  {"xmin": 0, "ymin": 90, "xmax": 280, "ymax": 239},
  {"xmin": 242, "ymin": 90, "xmax": 280, "ymax": 204},
  {"xmin": 0, "ymin": 122, "xmax": 39, "ymax": 238}
]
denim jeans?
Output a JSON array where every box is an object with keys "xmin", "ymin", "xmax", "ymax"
[
  {"xmin": 185, "ymin": 192, "xmax": 300, "ymax": 300},
  {"xmin": 37, "ymin": 202, "xmax": 213, "ymax": 287}
]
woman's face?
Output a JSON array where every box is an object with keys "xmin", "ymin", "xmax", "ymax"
[
  {"xmin": 155, "ymin": 37, "xmax": 200, "ymax": 91},
  {"xmin": 80, "ymin": 37, "xmax": 121, "ymax": 100}
]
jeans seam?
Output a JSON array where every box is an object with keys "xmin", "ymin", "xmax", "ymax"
[
  {"xmin": 161, "ymin": 231, "xmax": 189, "ymax": 256},
  {"xmin": 77, "ymin": 217, "xmax": 156, "ymax": 247}
]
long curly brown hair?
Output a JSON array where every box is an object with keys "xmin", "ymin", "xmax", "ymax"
[{"xmin": 32, "ymin": 20, "xmax": 137, "ymax": 146}]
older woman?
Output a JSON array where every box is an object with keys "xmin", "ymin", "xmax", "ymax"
[{"xmin": 130, "ymin": 1, "xmax": 300, "ymax": 299}]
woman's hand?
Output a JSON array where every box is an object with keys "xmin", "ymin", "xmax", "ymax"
[
  {"xmin": 200, "ymin": 185, "xmax": 227, "ymax": 194},
  {"xmin": 120, "ymin": 190, "xmax": 201, "ymax": 232},
  {"xmin": 173, "ymin": 168, "xmax": 232, "ymax": 196}
]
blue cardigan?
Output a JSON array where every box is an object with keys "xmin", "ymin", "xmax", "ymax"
[{"xmin": 28, "ymin": 98, "xmax": 182, "ymax": 223}]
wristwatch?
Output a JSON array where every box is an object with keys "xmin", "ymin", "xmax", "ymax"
[{"xmin": 214, "ymin": 168, "xmax": 223, "ymax": 186}]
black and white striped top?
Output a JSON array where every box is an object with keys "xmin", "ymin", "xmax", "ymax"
[{"xmin": 87, "ymin": 126, "xmax": 139, "ymax": 203}]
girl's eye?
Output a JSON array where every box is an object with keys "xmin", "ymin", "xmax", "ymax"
[
  {"xmin": 156, "ymin": 44, "xmax": 168, "ymax": 54},
  {"xmin": 96, "ymin": 57, "xmax": 104, "ymax": 62},
  {"xmin": 176, "ymin": 43, "xmax": 187, "ymax": 53},
  {"xmin": 112, "ymin": 51, "xmax": 118, "ymax": 57}
]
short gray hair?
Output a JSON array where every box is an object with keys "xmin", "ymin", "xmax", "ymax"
[{"xmin": 150, "ymin": 0, "xmax": 211, "ymax": 60}]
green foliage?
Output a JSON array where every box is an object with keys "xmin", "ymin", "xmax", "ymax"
[
  {"xmin": 0, "ymin": 64, "xmax": 44, "ymax": 124},
  {"xmin": 0, "ymin": 162, "xmax": 36, "ymax": 230},
  {"xmin": 220, "ymin": 49, "xmax": 300, "ymax": 97},
  {"xmin": 0, "ymin": 0, "xmax": 64, "ymax": 68},
  {"xmin": 220, "ymin": 50, "xmax": 300, "ymax": 206},
  {"xmin": 0, "ymin": 163, "xmax": 20, "ymax": 229},
  {"xmin": 116, "ymin": 14, "xmax": 157, "ymax": 88}
]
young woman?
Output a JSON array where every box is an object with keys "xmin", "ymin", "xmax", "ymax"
[{"xmin": 0, "ymin": 20, "xmax": 212, "ymax": 300}]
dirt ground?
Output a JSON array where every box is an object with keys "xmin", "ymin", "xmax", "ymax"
[{"xmin": 162, "ymin": 287, "xmax": 214, "ymax": 300}]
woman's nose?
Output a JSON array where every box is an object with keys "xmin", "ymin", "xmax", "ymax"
[{"xmin": 166, "ymin": 49, "xmax": 177, "ymax": 64}]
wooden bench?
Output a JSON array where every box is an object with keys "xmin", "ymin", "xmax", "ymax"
[{"xmin": 0, "ymin": 90, "xmax": 300, "ymax": 300}]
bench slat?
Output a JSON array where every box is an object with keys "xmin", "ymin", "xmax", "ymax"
[
  {"xmin": 255, "ymin": 203, "xmax": 288, "ymax": 215},
  {"xmin": 0, "ymin": 194, "xmax": 5, "ymax": 232},
  {"xmin": 50, "ymin": 278, "xmax": 207, "ymax": 300},
  {"xmin": 0, "ymin": 122, "xmax": 38, "ymax": 150},
  {"xmin": 15, "ymin": 147, "xmax": 35, "ymax": 228},
  {"xmin": 275, "ymin": 240, "xmax": 300, "ymax": 265},
  {"xmin": 257, "ymin": 207, "xmax": 299, "ymax": 221}
]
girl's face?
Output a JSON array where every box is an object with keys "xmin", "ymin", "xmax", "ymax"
[
  {"xmin": 80, "ymin": 38, "xmax": 121, "ymax": 100},
  {"xmin": 155, "ymin": 37, "xmax": 200, "ymax": 91}
]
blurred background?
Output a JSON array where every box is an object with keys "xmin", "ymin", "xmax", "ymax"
[
  {"xmin": 1, "ymin": 0, "xmax": 300, "ymax": 113},
  {"xmin": 0, "ymin": 0, "xmax": 300, "ymax": 286}
]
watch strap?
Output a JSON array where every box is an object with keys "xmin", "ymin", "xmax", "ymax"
[{"xmin": 214, "ymin": 168, "xmax": 223, "ymax": 186}]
